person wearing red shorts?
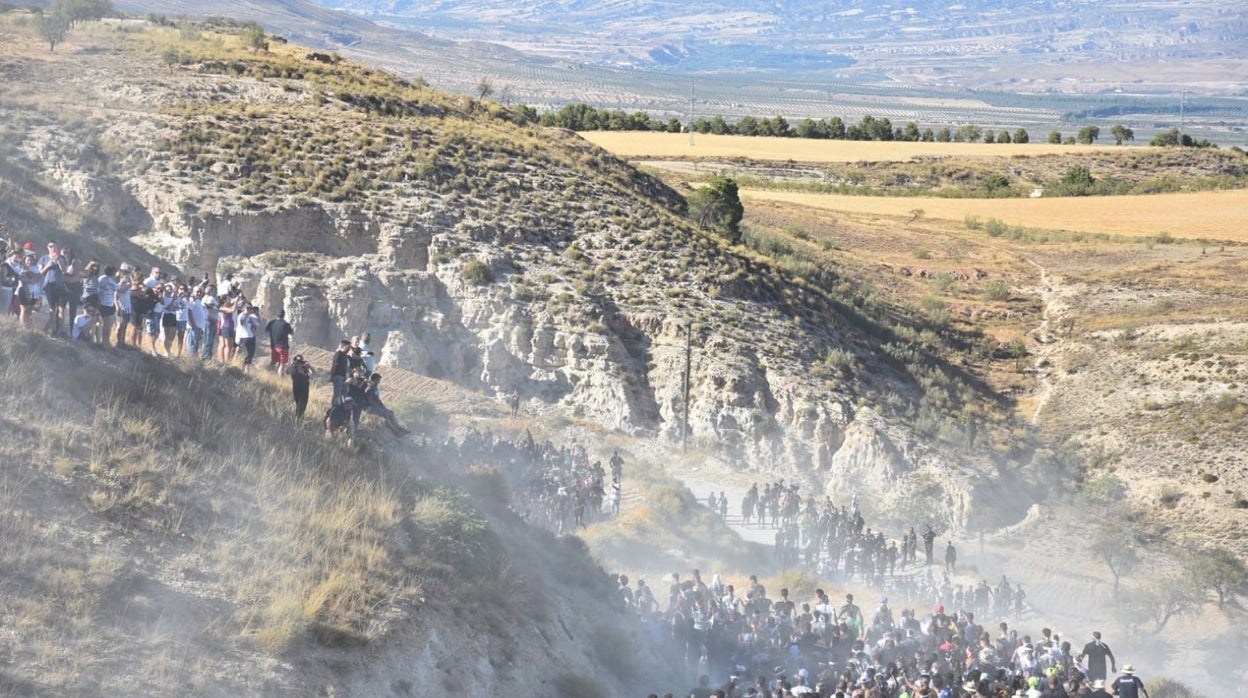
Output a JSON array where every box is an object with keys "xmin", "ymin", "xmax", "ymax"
[{"xmin": 265, "ymin": 309, "xmax": 295, "ymax": 376}]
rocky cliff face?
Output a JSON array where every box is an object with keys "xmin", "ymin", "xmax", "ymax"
[{"xmin": 1, "ymin": 43, "xmax": 992, "ymax": 531}]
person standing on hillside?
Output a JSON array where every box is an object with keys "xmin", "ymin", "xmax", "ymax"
[
  {"xmin": 0, "ymin": 242, "xmax": 17, "ymax": 315},
  {"xmin": 201, "ymin": 294, "xmax": 219, "ymax": 359},
  {"xmin": 216, "ymin": 292, "xmax": 238, "ymax": 363},
  {"xmin": 945, "ymin": 541, "xmax": 957, "ymax": 573},
  {"xmin": 156, "ymin": 283, "xmax": 180, "ymax": 357},
  {"xmin": 1076, "ymin": 631, "xmax": 1116, "ymax": 683},
  {"xmin": 1110, "ymin": 666, "xmax": 1148, "ymax": 698},
  {"xmin": 113, "ymin": 264, "xmax": 134, "ymax": 348},
  {"xmin": 330, "ymin": 338, "xmax": 351, "ymax": 405},
  {"xmin": 235, "ymin": 303, "xmax": 262, "ymax": 372},
  {"xmin": 38, "ymin": 242, "xmax": 69, "ymax": 336},
  {"xmin": 15, "ymin": 251, "xmax": 42, "ymax": 328},
  {"xmin": 289, "ymin": 354, "xmax": 314, "ymax": 418},
  {"xmin": 923, "ymin": 525, "xmax": 937, "ymax": 566},
  {"xmin": 92, "ymin": 264, "xmax": 118, "ymax": 345},
  {"xmin": 359, "ymin": 332, "xmax": 375, "ymax": 374},
  {"xmin": 344, "ymin": 367, "xmax": 370, "ymax": 435},
  {"xmin": 185, "ymin": 286, "xmax": 208, "ymax": 359},
  {"xmin": 265, "ymin": 309, "xmax": 295, "ymax": 376}
]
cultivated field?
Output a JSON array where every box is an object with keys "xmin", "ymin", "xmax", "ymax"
[
  {"xmin": 583, "ymin": 132, "xmax": 1129, "ymax": 161},
  {"xmin": 587, "ymin": 132, "xmax": 1246, "ymax": 241},
  {"xmin": 742, "ymin": 188, "xmax": 1248, "ymax": 242}
]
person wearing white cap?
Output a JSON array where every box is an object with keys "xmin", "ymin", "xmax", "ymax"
[
  {"xmin": 790, "ymin": 668, "xmax": 814, "ymax": 695},
  {"xmin": 1111, "ymin": 665, "xmax": 1149, "ymax": 698}
]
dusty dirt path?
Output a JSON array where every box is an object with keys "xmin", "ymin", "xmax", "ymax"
[{"xmin": 1025, "ymin": 259, "xmax": 1060, "ymax": 426}]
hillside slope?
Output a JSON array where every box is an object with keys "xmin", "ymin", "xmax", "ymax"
[
  {"xmin": 0, "ymin": 322, "xmax": 685, "ymax": 696},
  {"xmin": 0, "ymin": 15, "xmax": 1030, "ymax": 532}
]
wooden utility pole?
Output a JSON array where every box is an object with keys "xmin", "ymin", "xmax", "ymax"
[
  {"xmin": 681, "ymin": 324, "xmax": 692, "ymax": 452},
  {"xmin": 688, "ymin": 82, "xmax": 696, "ymax": 147}
]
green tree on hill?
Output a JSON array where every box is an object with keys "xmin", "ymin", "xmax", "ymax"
[
  {"xmin": 53, "ymin": 0, "xmax": 112, "ymax": 24},
  {"xmin": 35, "ymin": 10, "xmax": 71, "ymax": 52},
  {"xmin": 1111, "ymin": 124, "xmax": 1135, "ymax": 145},
  {"xmin": 1047, "ymin": 129, "xmax": 1062, "ymax": 144},
  {"xmin": 1057, "ymin": 165, "xmax": 1096, "ymax": 196},
  {"xmin": 476, "ymin": 77, "xmax": 494, "ymax": 100},
  {"xmin": 1189, "ymin": 546, "xmax": 1248, "ymax": 609},
  {"xmin": 956, "ymin": 124, "xmax": 983, "ymax": 143},
  {"xmin": 242, "ymin": 21, "xmax": 269, "ymax": 52},
  {"xmin": 688, "ymin": 176, "xmax": 744, "ymax": 244},
  {"xmin": 1077, "ymin": 125, "xmax": 1101, "ymax": 144}
]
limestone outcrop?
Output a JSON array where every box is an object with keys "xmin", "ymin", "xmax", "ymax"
[{"xmin": 6, "ymin": 71, "xmax": 983, "ymax": 532}]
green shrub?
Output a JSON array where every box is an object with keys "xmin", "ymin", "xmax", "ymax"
[
  {"xmin": 409, "ymin": 487, "xmax": 499, "ymax": 578},
  {"xmin": 461, "ymin": 259, "xmax": 493, "ymax": 285},
  {"xmin": 982, "ymin": 280, "xmax": 1011, "ymax": 301}
]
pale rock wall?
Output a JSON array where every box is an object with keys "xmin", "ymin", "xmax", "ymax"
[{"xmin": 41, "ymin": 140, "xmax": 976, "ymax": 532}]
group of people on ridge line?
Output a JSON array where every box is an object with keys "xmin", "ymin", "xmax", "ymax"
[
  {"xmin": 1, "ymin": 235, "xmax": 410, "ymax": 440},
  {"xmin": 0, "ymin": 236, "xmax": 303, "ymax": 374},
  {"xmin": 320, "ymin": 334, "xmax": 410, "ymax": 440}
]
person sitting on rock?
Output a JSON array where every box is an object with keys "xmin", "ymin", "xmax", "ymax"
[{"xmin": 363, "ymin": 372, "xmax": 409, "ymax": 436}]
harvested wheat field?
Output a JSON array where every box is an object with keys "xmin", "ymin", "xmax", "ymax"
[
  {"xmin": 741, "ymin": 188, "xmax": 1248, "ymax": 241},
  {"xmin": 584, "ymin": 132, "xmax": 1127, "ymax": 161}
]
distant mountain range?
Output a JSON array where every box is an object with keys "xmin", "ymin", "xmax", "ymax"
[
  {"xmin": 311, "ymin": 0, "xmax": 1248, "ymax": 88},
  {"xmin": 108, "ymin": 0, "xmax": 1248, "ymax": 142}
]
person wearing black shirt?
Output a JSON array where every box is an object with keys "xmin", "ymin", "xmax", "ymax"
[
  {"xmin": 344, "ymin": 368, "xmax": 369, "ymax": 436},
  {"xmin": 329, "ymin": 339, "xmax": 351, "ymax": 405},
  {"xmin": 1077, "ymin": 631, "xmax": 1117, "ymax": 683},
  {"xmin": 265, "ymin": 311, "xmax": 295, "ymax": 376},
  {"xmin": 289, "ymin": 354, "xmax": 313, "ymax": 418}
]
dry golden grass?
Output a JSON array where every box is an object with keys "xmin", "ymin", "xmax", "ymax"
[
  {"xmin": 583, "ymin": 132, "xmax": 1128, "ymax": 161},
  {"xmin": 0, "ymin": 321, "xmax": 422, "ymax": 691},
  {"xmin": 742, "ymin": 188, "xmax": 1248, "ymax": 241}
]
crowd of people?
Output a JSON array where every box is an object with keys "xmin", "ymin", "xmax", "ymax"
[
  {"xmin": 629, "ymin": 571, "xmax": 1146, "ymax": 698},
  {"xmin": 410, "ymin": 428, "xmax": 623, "ymax": 533},
  {"xmin": 0, "ymin": 237, "xmax": 288, "ymax": 365},
  {"xmin": 1, "ymin": 235, "xmax": 409, "ymax": 441},
  {"xmin": 408, "ymin": 429, "xmax": 1117, "ymax": 698}
]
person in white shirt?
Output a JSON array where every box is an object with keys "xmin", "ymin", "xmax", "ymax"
[
  {"xmin": 143, "ymin": 266, "xmax": 163, "ymax": 289},
  {"xmin": 96, "ymin": 265, "xmax": 119, "ymax": 345},
  {"xmin": 185, "ymin": 288, "xmax": 209, "ymax": 360},
  {"xmin": 71, "ymin": 303, "xmax": 97, "ymax": 342},
  {"xmin": 15, "ymin": 252, "xmax": 42, "ymax": 328},
  {"xmin": 235, "ymin": 303, "xmax": 262, "ymax": 372},
  {"xmin": 114, "ymin": 264, "xmax": 134, "ymax": 348}
]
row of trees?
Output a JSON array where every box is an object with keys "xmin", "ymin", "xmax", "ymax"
[
  {"xmin": 1081, "ymin": 472, "xmax": 1247, "ymax": 633},
  {"xmin": 33, "ymin": 0, "xmax": 113, "ymax": 52},
  {"xmin": 533, "ymin": 102, "xmax": 1211, "ymax": 148}
]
